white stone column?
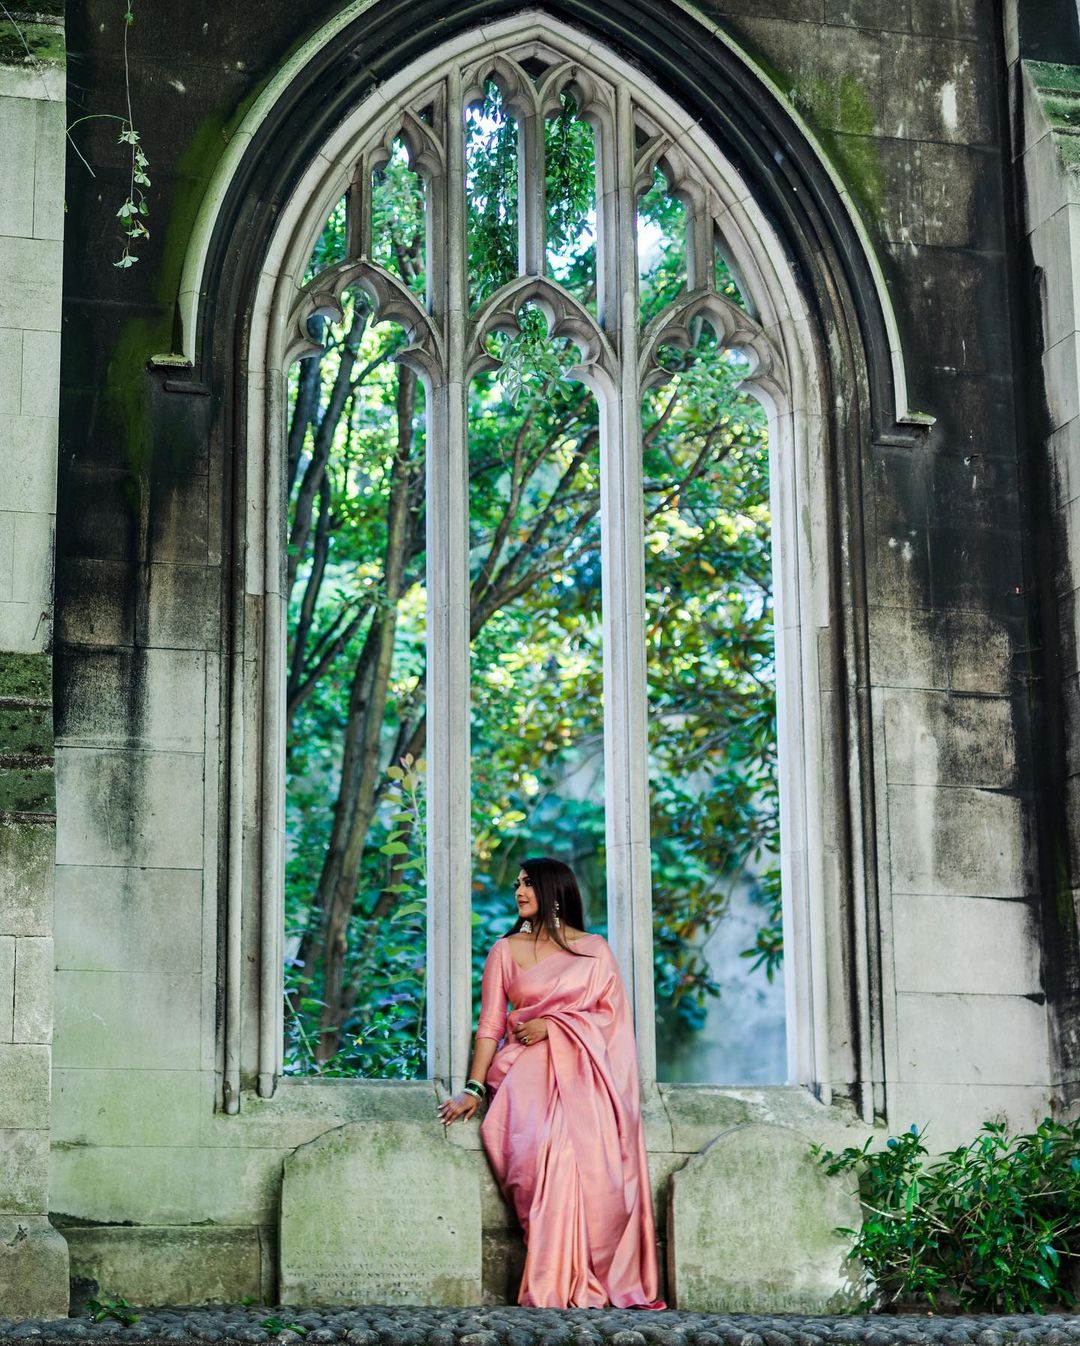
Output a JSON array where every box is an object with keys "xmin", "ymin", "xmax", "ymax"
[
  {"xmin": 426, "ymin": 66, "xmax": 473, "ymax": 1089},
  {"xmin": 597, "ymin": 85, "xmax": 657, "ymax": 1080},
  {"xmin": 0, "ymin": 14, "xmax": 70, "ymax": 1318}
]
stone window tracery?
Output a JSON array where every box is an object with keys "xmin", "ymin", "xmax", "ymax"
[{"xmin": 223, "ymin": 15, "xmax": 861, "ymax": 1112}]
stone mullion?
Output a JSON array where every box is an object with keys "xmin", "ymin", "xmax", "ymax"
[
  {"xmin": 425, "ymin": 66, "xmax": 473, "ymax": 1089},
  {"xmin": 517, "ymin": 103, "xmax": 546, "ymax": 277},
  {"xmin": 598, "ymin": 86, "xmax": 657, "ymax": 1080}
]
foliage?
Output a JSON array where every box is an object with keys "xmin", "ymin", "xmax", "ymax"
[
  {"xmin": 85, "ymin": 1296, "xmax": 139, "ymax": 1325},
  {"xmin": 815, "ymin": 1117, "xmax": 1080, "ymax": 1313},
  {"xmin": 284, "ymin": 75, "xmax": 779, "ymax": 1075},
  {"xmin": 261, "ymin": 1318, "xmax": 308, "ymax": 1336},
  {"xmin": 66, "ymin": 2, "xmax": 151, "ymax": 269}
]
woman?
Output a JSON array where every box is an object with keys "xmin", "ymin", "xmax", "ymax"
[{"xmin": 437, "ymin": 856, "xmax": 664, "ymax": 1310}]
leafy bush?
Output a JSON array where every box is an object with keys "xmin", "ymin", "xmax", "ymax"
[{"xmin": 815, "ymin": 1117, "xmax": 1080, "ymax": 1312}]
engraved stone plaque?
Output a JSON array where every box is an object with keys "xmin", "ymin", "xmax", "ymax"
[
  {"xmin": 279, "ymin": 1120, "xmax": 482, "ymax": 1306},
  {"xmin": 668, "ymin": 1122, "xmax": 862, "ymax": 1313}
]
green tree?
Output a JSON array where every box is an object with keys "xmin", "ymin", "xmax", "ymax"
[{"xmin": 284, "ymin": 88, "xmax": 779, "ymax": 1077}]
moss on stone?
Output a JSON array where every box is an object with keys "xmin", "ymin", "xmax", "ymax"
[
  {"xmin": 786, "ymin": 75, "xmax": 884, "ymax": 220},
  {"xmin": 0, "ymin": 708, "xmax": 53, "ymax": 758},
  {"xmin": 1028, "ymin": 60, "xmax": 1080, "ymax": 95},
  {"xmin": 791, "ymin": 73, "xmax": 874, "ymax": 138},
  {"xmin": 0, "ymin": 20, "xmax": 65, "ymax": 68},
  {"xmin": 0, "ymin": 652, "xmax": 51, "ymax": 702},
  {"xmin": 0, "ymin": 766, "xmax": 55, "ymax": 815}
]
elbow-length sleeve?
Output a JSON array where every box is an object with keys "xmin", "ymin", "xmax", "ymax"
[{"xmin": 476, "ymin": 940, "xmax": 509, "ymax": 1042}]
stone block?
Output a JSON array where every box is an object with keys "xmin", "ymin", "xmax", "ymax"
[
  {"xmin": 0, "ymin": 516, "xmax": 25, "ymax": 614},
  {"xmin": 64, "ymin": 1225, "xmax": 261, "ymax": 1307},
  {"xmin": 731, "ymin": 18, "xmax": 885, "ymax": 136},
  {"xmin": 55, "ymin": 558, "xmax": 135, "ymax": 648},
  {"xmin": 667, "ymin": 1122, "xmax": 861, "ymax": 1312},
  {"xmin": 52, "ymin": 1068, "xmax": 203, "ymax": 1148},
  {"xmin": 887, "ymin": 784, "xmax": 1031, "ymax": 897},
  {"xmin": 945, "ymin": 610, "xmax": 1013, "ymax": 693},
  {"xmin": 149, "ymin": 474, "xmax": 211, "ymax": 566},
  {"xmin": 199, "ymin": 1076, "xmax": 438, "ymax": 1151},
  {"xmin": 1030, "ymin": 203, "xmax": 1080, "ymax": 353},
  {"xmin": 32, "ymin": 98, "xmax": 65, "ymax": 242},
  {"xmin": 880, "ymin": 36, "xmax": 993, "ymax": 144},
  {"xmin": 139, "ymin": 563, "xmax": 220, "ymax": 650},
  {"xmin": 892, "ymin": 894, "xmax": 1040, "ymax": 996},
  {"xmin": 866, "ymin": 139, "xmax": 998, "ymax": 251},
  {"xmin": 480, "ymin": 1228, "xmax": 523, "ymax": 1307},
  {"xmin": 896, "ymin": 992, "xmax": 1049, "ymax": 1086},
  {"xmin": 53, "ymin": 969, "xmax": 202, "ymax": 1070},
  {"xmin": 0, "ymin": 1215, "xmax": 68, "ymax": 1318},
  {"xmin": 0, "ymin": 935, "xmax": 12, "ymax": 1039},
  {"xmin": 13, "ymin": 935, "xmax": 52, "ymax": 1043},
  {"xmin": 0, "ymin": 416, "xmax": 56, "ymax": 516},
  {"xmin": 0, "ymin": 237, "xmax": 62, "ymax": 332},
  {"xmin": 50, "ymin": 1142, "xmax": 286, "ymax": 1227},
  {"xmin": 882, "ymin": 688, "xmax": 1016, "ymax": 788},
  {"xmin": 22, "ymin": 328, "xmax": 60, "ymax": 416},
  {"xmin": 55, "ymin": 746, "xmax": 203, "ymax": 869},
  {"xmin": 823, "ymin": 0, "xmax": 910, "ymax": 34},
  {"xmin": 55, "ymin": 467, "xmax": 137, "ymax": 563},
  {"xmin": 279, "ymin": 1121, "xmax": 483, "ymax": 1306},
  {"xmin": 1048, "ymin": 416, "xmax": 1080, "ymax": 514},
  {"xmin": 0, "ymin": 820, "xmax": 53, "ymax": 936},
  {"xmin": 929, "ymin": 523, "xmax": 1024, "ymax": 614},
  {"xmin": 0, "ymin": 330, "xmax": 21, "ymax": 418},
  {"xmin": 8, "ymin": 509, "xmax": 55, "ymax": 617},
  {"xmin": 54, "ymin": 864, "xmax": 202, "ymax": 975},
  {"xmin": 0, "ymin": 1043, "xmax": 49, "ymax": 1129},
  {"xmin": 908, "ymin": 0, "xmax": 988, "ymax": 40},
  {"xmin": 0, "ymin": 598, "xmax": 50, "ymax": 653},
  {"xmin": 56, "ymin": 647, "xmax": 206, "ymax": 753},
  {"xmin": 868, "ymin": 605, "xmax": 947, "ymax": 690},
  {"xmin": 0, "ymin": 95, "xmax": 37, "ymax": 237},
  {"xmin": 1045, "ymin": 329, "xmax": 1080, "ymax": 433},
  {"xmin": 1022, "ymin": 129, "xmax": 1069, "ymax": 235},
  {"xmin": 0, "ymin": 1128, "xmax": 49, "ymax": 1215},
  {"xmin": 886, "ymin": 1082, "xmax": 1051, "ymax": 1151},
  {"xmin": 658, "ymin": 1084, "xmax": 755, "ymax": 1152}
]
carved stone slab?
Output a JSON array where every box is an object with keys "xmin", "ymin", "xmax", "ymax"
[
  {"xmin": 667, "ymin": 1122, "xmax": 862, "ymax": 1313},
  {"xmin": 279, "ymin": 1121, "xmax": 482, "ymax": 1306}
]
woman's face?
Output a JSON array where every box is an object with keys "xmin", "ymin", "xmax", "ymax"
[{"xmin": 514, "ymin": 870, "xmax": 539, "ymax": 922}]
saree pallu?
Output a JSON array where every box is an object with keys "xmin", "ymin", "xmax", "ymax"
[{"xmin": 477, "ymin": 933, "xmax": 664, "ymax": 1309}]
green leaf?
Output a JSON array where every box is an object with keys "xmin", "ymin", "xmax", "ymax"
[{"xmin": 391, "ymin": 902, "xmax": 426, "ymax": 921}]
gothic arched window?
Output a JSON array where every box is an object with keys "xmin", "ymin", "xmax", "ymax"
[{"xmin": 203, "ymin": 12, "xmax": 903, "ymax": 1116}]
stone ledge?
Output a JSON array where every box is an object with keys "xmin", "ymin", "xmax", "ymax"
[{"xmin": 1, "ymin": 1304, "xmax": 1079, "ymax": 1345}]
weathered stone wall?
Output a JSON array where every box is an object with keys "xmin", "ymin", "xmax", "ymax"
[
  {"xmin": 0, "ymin": 4, "xmax": 69, "ymax": 1318},
  {"xmin": 11, "ymin": 0, "xmax": 1071, "ymax": 1315},
  {"xmin": 1017, "ymin": 35, "xmax": 1080, "ymax": 1105}
]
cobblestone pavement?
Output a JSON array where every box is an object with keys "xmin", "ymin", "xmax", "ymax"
[{"xmin": 1, "ymin": 1305, "xmax": 1079, "ymax": 1346}]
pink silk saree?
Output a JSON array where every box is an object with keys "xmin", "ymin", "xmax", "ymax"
[{"xmin": 476, "ymin": 933, "xmax": 664, "ymax": 1309}]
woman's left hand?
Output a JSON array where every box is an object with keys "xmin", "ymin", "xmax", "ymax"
[{"xmin": 514, "ymin": 1017, "xmax": 548, "ymax": 1046}]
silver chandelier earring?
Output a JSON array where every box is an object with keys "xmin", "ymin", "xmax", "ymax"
[{"xmin": 553, "ymin": 903, "xmax": 561, "ymax": 930}]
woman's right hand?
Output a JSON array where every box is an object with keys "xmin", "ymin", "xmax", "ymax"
[{"xmin": 437, "ymin": 1091, "xmax": 481, "ymax": 1127}]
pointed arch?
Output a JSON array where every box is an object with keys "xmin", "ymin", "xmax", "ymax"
[{"xmin": 168, "ymin": 2, "xmax": 932, "ymax": 1121}]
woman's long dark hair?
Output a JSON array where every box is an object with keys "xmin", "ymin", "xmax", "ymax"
[{"xmin": 507, "ymin": 855, "xmax": 591, "ymax": 955}]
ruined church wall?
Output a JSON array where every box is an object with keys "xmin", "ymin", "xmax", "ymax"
[
  {"xmin": 0, "ymin": 5, "xmax": 70, "ymax": 1316},
  {"xmin": 36, "ymin": 0, "xmax": 1063, "ymax": 1310}
]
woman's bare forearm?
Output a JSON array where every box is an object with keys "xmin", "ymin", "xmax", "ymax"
[{"xmin": 467, "ymin": 1036, "xmax": 498, "ymax": 1085}]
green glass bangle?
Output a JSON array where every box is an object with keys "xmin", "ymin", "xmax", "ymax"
[{"xmin": 463, "ymin": 1079, "xmax": 486, "ymax": 1099}]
